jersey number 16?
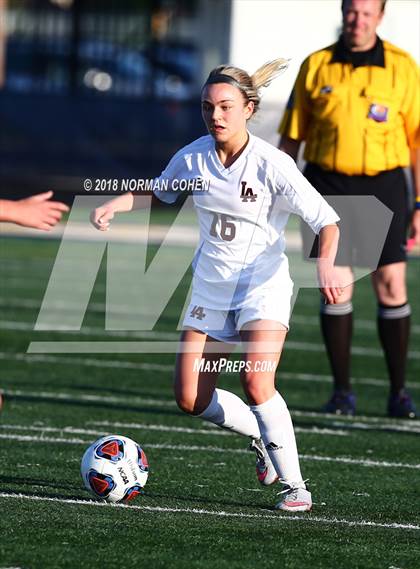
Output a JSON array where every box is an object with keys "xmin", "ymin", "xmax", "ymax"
[{"xmin": 209, "ymin": 213, "xmax": 236, "ymax": 242}]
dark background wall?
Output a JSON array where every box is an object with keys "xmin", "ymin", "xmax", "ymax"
[
  {"xmin": 0, "ymin": 91, "xmax": 204, "ymax": 202},
  {"xmin": 0, "ymin": 0, "xmax": 231, "ymax": 204}
]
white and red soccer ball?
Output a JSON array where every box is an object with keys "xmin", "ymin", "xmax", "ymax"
[{"xmin": 81, "ymin": 435, "xmax": 149, "ymax": 503}]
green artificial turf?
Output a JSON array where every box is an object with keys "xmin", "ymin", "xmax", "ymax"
[{"xmin": 0, "ymin": 235, "xmax": 419, "ymax": 569}]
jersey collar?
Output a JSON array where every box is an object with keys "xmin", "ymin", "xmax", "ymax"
[
  {"xmin": 330, "ymin": 35, "xmax": 385, "ymax": 68},
  {"xmin": 210, "ymin": 131, "xmax": 255, "ymax": 176}
]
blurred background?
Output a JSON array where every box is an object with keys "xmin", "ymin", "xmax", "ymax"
[
  {"xmin": 0, "ymin": 0, "xmax": 231, "ymax": 201},
  {"xmin": 0, "ymin": 0, "xmax": 418, "ymax": 203}
]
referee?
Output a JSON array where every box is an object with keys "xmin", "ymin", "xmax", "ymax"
[{"xmin": 278, "ymin": 0, "xmax": 419, "ymax": 418}]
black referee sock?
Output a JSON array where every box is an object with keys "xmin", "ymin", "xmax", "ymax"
[
  {"xmin": 377, "ymin": 303, "xmax": 411, "ymax": 395},
  {"xmin": 320, "ymin": 301, "xmax": 353, "ymax": 393}
]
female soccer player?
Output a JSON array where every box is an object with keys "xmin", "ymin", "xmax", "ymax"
[{"xmin": 91, "ymin": 59, "xmax": 342, "ymax": 512}]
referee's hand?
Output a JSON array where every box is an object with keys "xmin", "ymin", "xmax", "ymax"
[{"xmin": 409, "ymin": 210, "xmax": 420, "ymax": 247}]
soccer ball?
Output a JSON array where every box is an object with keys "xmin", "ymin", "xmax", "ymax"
[{"xmin": 81, "ymin": 435, "xmax": 149, "ymax": 503}]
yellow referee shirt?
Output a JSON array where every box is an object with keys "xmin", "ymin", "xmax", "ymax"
[{"xmin": 279, "ymin": 37, "xmax": 420, "ymax": 176}]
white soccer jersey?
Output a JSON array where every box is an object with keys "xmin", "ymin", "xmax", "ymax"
[{"xmin": 154, "ymin": 133, "xmax": 339, "ymax": 310}]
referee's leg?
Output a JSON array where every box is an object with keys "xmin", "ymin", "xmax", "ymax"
[
  {"xmin": 320, "ymin": 266, "xmax": 356, "ymax": 414},
  {"xmin": 371, "ymin": 262, "xmax": 416, "ymax": 418}
]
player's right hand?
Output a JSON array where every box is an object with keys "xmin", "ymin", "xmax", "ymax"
[
  {"xmin": 90, "ymin": 206, "xmax": 115, "ymax": 231},
  {"xmin": 317, "ymin": 261, "xmax": 344, "ymax": 304},
  {"xmin": 14, "ymin": 191, "xmax": 69, "ymax": 231}
]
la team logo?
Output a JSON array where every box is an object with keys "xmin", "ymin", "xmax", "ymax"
[{"xmin": 240, "ymin": 180, "xmax": 257, "ymax": 202}]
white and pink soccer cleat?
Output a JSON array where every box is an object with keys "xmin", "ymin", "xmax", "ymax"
[
  {"xmin": 275, "ymin": 483, "xmax": 312, "ymax": 512},
  {"xmin": 249, "ymin": 438, "xmax": 279, "ymax": 486}
]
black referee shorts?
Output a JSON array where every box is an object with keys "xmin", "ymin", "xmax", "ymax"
[{"xmin": 302, "ymin": 163, "xmax": 410, "ymax": 268}]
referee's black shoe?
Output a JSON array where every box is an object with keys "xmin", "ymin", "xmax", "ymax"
[
  {"xmin": 388, "ymin": 390, "xmax": 417, "ymax": 419},
  {"xmin": 322, "ymin": 390, "xmax": 356, "ymax": 416}
]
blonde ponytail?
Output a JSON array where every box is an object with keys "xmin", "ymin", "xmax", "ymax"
[
  {"xmin": 251, "ymin": 58, "xmax": 289, "ymax": 90},
  {"xmin": 204, "ymin": 57, "xmax": 289, "ymax": 115}
]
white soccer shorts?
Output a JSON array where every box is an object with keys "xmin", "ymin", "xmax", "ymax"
[{"xmin": 182, "ymin": 290, "xmax": 292, "ymax": 344}]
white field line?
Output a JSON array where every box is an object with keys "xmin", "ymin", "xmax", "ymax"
[
  {"xmin": 2, "ymin": 321, "xmax": 420, "ymax": 358},
  {"xmin": 0, "ymin": 433, "xmax": 89, "ymax": 444},
  {"xmin": 290, "ymin": 408, "xmax": 420, "ymax": 427},
  {"xmin": 0, "ymin": 432, "xmax": 418, "ymax": 470},
  {"xmin": 23, "ymin": 340, "xmax": 420, "ymax": 356},
  {"xmin": 0, "ymin": 297, "xmax": 162, "ymax": 318},
  {"xmin": 0, "ymin": 321, "xmax": 179, "ymax": 340},
  {"xmin": 2, "ymin": 297, "xmax": 419, "ymax": 335},
  {"xmin": 0, "ymin": 492, "xmax": 419, "ymax": 531},
  {"xmin": 0, "ymin": 351, "xmax": 172, "ymax": 372},
  {"xmin": 89, "ymin": 418, "xmax": 420, "ymax": 437},
  {"xmin": 1, "ymin": 492, "xmax": 419, "ymax": 531},
  {"xmin": 0, "ymin": 423, "xmax": 223, "ymax": 437},
  {"xmin": 3, "ymin": 387, "xmax": 420, "ymax": 431},
  {"xmin": 328, "ymin": 420, "xmax": 420, "ymax": 434},
  {"xmin": 3, "ymin": 388, "xmax": 177, "ymax": 407},
  {"xmin": 88, "ymin": 420, "xmax": 348, "ymax": 437},
  {"xmin": 3, "ymin": 351, "xmax": 417, "ymax": 391},
  {"xmin": 0, "ymin": 279, "xmax": 107, "ymax": 294},
  {"xmin": 291, "ymin": 313, "xmax": 420, "ymax": 334},
  {"xmin": 0, "ymin": 421, "xmax": 348, "ymax": 439}
]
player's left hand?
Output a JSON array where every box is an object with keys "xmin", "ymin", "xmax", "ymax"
[
  {"xmin": 90, "ymin": 205, "xmax": 115, "ymax": 231},
  {"xmin": 317, "ymin": 260, "xmax": 344, "ymax": 304}
]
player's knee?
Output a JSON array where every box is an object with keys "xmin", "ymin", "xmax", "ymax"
[
  {"xmin": 241, "ymin": 373, "xmax": 275, "ymax": 405},
  {"xmin": 175, "ymin": 391, "xmax": 192, "ymax": 414},
  {"xmin": 175, "ymin": 392, "xmax": 207, "ymax": 416},
  {"xmin": 175, "ymin": 395, "xmax": 195, "ymax": 415}
]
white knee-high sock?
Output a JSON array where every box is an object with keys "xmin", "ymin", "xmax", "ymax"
[
  {"xmin": 198, "ymin": 388, "xmax": 260, "ymax": 438},
  {"xmin": 251, "ymin": 391, "xmax": 303, "ymax": 486}
]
